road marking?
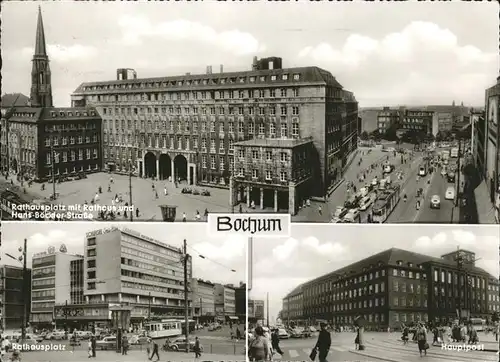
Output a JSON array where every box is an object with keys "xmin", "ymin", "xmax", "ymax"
[
  {"xmin": 288, "ymin": 349, "xmax": 300, "ymax": 358},
  {"xmin": 331, "ymin": 346, "xmax": 349, "ymax": 352}
]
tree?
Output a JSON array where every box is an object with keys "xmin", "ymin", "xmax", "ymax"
[
  {"xmin": 360, "ymin": 131, "xmax": 369, "ymax": 141},
  {"xmin": 383, "ymin": 127, "xmax": 398, "ymax": 142}
]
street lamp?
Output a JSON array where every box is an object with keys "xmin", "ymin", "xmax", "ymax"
[{"xmin": 6, "ymin": 239, "xmax": 28, "ymax": 344}]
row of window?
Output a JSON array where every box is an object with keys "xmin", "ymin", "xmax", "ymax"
[
  {"xmin": 121, "ymin": 268, "xmax": 182, "ymax": 289},
  {"xmin": 33, "ymin": 256, "xmax": 56, "ymax": 266},
  {"xmin": 32, "ymin": 289, "xmax": 55, "ymax": 298},
  {"xmin": 33, "ymin": 278, "xmax": 55, "ymax": 287},
  {"xmin": 121, "ymin": 257, "xmax": 185, "ymax": 280},
  {"xmin": 121, "ymin": 244, "xmax": 185, "ymax": 272},
  {"xmin": 236, "ymin": 168, "xmax": 289, "ymax": 183},
  {"xmin": 44, "ymin": 123, "xmax": 98, "ymax": 132},
  {"xmin": 119, "ymin": 281, "xmax": 185, "ymax": 297},
  {"xmin": 102, "ymin": 101, "xmax": 301, "ymax": 120},
  {"xmin": 46, "ymin": 164, "xmax": 99, "ymax": 177},
  {"xmin": 86, "ymin": 75, "xmax": 301, "ymax": 93},
  {"xmin": 32, "ymin": 266, "xmax": 55, "ymax": 277},
  {"xmin": 46, "ymin": 149, "xmax": 98, "ymax": 165},
  {"xmin": 44, "ymin": 135, "xmax": 98, "ymax": 146},
  {"xmin": 433, "ymin": 269, "xmax": 486, "ymax": 289},
  {"xmin": 49, "ymin": 110, "xmax": 96, "ymax": 118}
]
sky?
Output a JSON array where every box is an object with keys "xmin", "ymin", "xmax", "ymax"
[
  {"xmin": 1, "ymin": 222, "xmax": 246, "ymax": 286},
  {"xmin": 1, "ymin": 1, "xmax": 498, "ymax": 108},
  {"xmin": 250, "ymin": 225, "xmax": 500, "ymax": 324}
]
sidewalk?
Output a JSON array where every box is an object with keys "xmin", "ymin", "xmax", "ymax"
[{"xmin": 20, "ymin": 349, "xmax": 245, "ymax": 362}]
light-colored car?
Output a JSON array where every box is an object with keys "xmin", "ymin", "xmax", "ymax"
[
  {"xmin": 96, "ymin": 336, "xmax": 117, "ymax": 350},
  {"xmin": 359, "ymin": 195, "xmax": 373, "ymax": 211},
  {"xmin": 371, "ymin": 178, "xmax": 378, "ymax": 186},
  {"xmin": 418, "ymin": 167, "xmax": 427, "ymax": 176},
  {"xmin": 342, "ymin": 209, "xmax": 361, "ymax": 223},
  {"xmin": 430, "ymin": 195, "xmax": 441, "ymax": 209},
  {"xmin": 128, "ymin": 335, "xmax": 151, "ymax": 345},
  {"xmin": 445, "ymin": 186, "xmax": 455, "ymax": 200},
  {"xmin": 170, "ymin": 337, "xmax": 203, "ymax": 352},
  {"xmin": 333, "ymin": 206, "xmax": 347, "ymax": 219},
  {"xmin": 384, "ymin": 165, "xmax": 392, "ymax": 174},
  {"xmin": 278, "ymin": 328, "xmax": 289, "ymax": 339}
]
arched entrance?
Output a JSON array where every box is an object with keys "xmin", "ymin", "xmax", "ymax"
[
  {"xmin": 173, "ymin": 155, "xmax": 188, "ymax": 182},
  {"xmin": 144, "ymin": 152, "xmax": 157, "ymax": 178},
  {"xmin": 158, "ymin": 154, "xmax": 172, "ymax": 180}
]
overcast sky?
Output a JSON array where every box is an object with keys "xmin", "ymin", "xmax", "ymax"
[
  {"xmin": 1, "ymin": 222, "xmax": 246, "ymax": 286},
  {"xmin": 2, "ymin": 2, "xmax": 498, "ymax": 108},
  {"xmin": 250, "ymin": 225, "xmax": 499, "ymax": 324}
]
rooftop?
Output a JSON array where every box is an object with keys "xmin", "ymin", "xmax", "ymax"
[
  {"xmin": 234, "ymin": 137, "xmax": 313, "ymax": 149},
  {"xmin": 1, "ymin": 93, "xmax": 30, "ymax": 108}
]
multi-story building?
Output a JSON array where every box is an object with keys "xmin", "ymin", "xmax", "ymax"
[
  {"xmin": 432, "ymin": 112, "xmax": 453, "ymax": 136},
  {"xmin": 282, "ymin": 284, "xmax": 304, "ymax": 325},
  {"xmin": 234, "ymin": 282, "xmax": 247, "ymax": 322},
  {"xmin": 231, "ymin": 138, "xmax": 315, "ymax": 213},
  {"xmin": 0, "ymin": 265, "xmax": 32, "ymax": 331},
  {"xmin": 55, "ymin": 227, "xmax": 192, "ymax": 330},
  {"xmin": 190, "ymin": 278, "xmax": 215, "ymax": 323},
  {"xmin": 400, "ymin": 109, "xmax": 434, "ymax": 135},
  {"xmin": 248, "ymin": 299, "xmax": 265, "ymax": 323},
  {"xmin": 30, "ymin": 249, "xmax": 83, "ymax": 328},
  {"xmin": 70, "ymin": 57, "xmax": 358, "ymax": 197},
  {"xmin": 1, "ymin": 94, "xmax": 30, "ymax": 172},
  {"xmin": 2, "ymin": 8, "xmax": 103, "ymax": 181},
  {"xmin": 484, "ymin": 76, "xmax": 500, "ymax": 222},
  {"xmin": 487, "ymin": 276, "xmax": 500, "ymax": 315},
  {"xmin": 214, "ymin": 283, "xmax": 237, "ymax": 322},
  {"xmin": 300, "ymin": 248, "xmax": 495, "ymax": 330},
  {"xmin": 377, "ymin": 107, "xmax": 401, "ymax": 134},
  {"xmin": 471, "ymin": 109, "xmax": 487, "ymax": 177}
]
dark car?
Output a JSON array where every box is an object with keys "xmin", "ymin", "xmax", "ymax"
[
  {"xmin": 192, "ymin": 189, "xmax": 200, "ymax": 195},
  {"xmin": 201, "ymin": 189, "xmax": 211, "ymax": 196},
  {"xmin": 447, "ymin": 172, "xmax": 455, "ymax": 183},
  {"xmin": 181, "ymin": 187, "xmax": 192, "ymax": 194}
]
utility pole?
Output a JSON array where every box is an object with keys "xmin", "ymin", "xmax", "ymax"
[
  {"xmin": 456, "ymin": 246, "xmax": 463, "ymax": 322},
  {"xmin": 266, "ymin": 292, "xmax": 269, "ymax": 327},
  {"xmin": 183, "ymin": 239, "xmax": 189, "ymax": 353},
  {"xmin": 21, "ymin": 238, "xmax": 27, "ymax": 344}
]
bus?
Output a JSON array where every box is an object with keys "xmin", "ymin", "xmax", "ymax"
[
  {"xmin": 371, "ymin": 184, "xmax": 401, "ymax": 223},
  {"xmin": 469, "ymin": 318, "xmax": 485, "ymax": 332},
  {"xmin": 450, "ymin": 147, "xmax": 459, "ymax": 158},
  {"xmin": 144, "ymin": 319, "xmax": 195, "ymax": 339}
]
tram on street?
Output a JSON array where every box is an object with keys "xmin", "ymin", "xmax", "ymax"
[
  {"xmin": 144, "ymin": 319, "xmax": 195, "ymax": 339},
  {"xmin": 371, "ymin": 184, "xmax": 401, "ymax": 223}
]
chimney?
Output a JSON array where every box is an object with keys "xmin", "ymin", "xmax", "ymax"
[
  {"xmin": 206, "ymin": 66, "xmax": 212, "ymax": 74},
  {"xmin": 220, "ymin": 64, "xmax": 224, "ymax": 73}
]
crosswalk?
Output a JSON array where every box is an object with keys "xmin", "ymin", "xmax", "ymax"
[{"xmin": 273, "ymin": 345, "xmax": 351, "ymax": 360}]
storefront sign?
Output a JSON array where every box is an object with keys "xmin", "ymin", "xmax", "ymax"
[{"xmin": 86, "ymin": 227, "xmax": 119, "ymax": 238}]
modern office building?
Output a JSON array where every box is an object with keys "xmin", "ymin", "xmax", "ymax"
[
  {"xmin": 214, "ymin": 283, "xmax": 237, "ymax": 322},
  {"xmin": 281, "ymin": 284, "xmax": 304, "ymax": 325},
  {"xmin": 70, "ymin": 57, "xmax": 358, "ymax": 197},
  {"xmin": 30, "ymin": 249, "xmax": 83, "ymax": 328},
  {"xmin": 0, "ymin": 265, "xmax": 32, "ymax": 331},
  {"xmin": 248, "ymin": 299, "xmax": 265, "ymax": 323},
  {"xmin": 231, "ymin": 138, "xmax": 315, "ymax": 213},
  {"xmin": 1, "ymin": 7, "xmax": 102, "ymax": 181},
  {"xmin": 190, "ymin": 278, "xmax": 215, "ymax": 323},
  {"xmin": 299, "ymin": 248, "xmax": 496, "ymax": 330},
  {"xmin": 400, "ymin": 109, "xmax": 434, "ymax": 135}
]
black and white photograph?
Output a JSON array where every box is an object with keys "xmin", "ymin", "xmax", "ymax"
[
  {"xmin": 248, "ymin": 224, "xmax": 499, "ymax": 362},
  {"xmin": 1, "ymin": 1, "xmax": 498, "ymax": 223},
  {"xmin": 0, "ymin": 222, "xmax": 247, "ymax": 362}
]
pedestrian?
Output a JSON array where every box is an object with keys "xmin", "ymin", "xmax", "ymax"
[
  {"xmin": 239, "ymin": 204, "xmax": 243, "ymax": 213},
  {"xmin": 354, "ymin": 326, "xmax": 360, "ymax": 349},
  {"xmin": 194, "ymin": 336, "xmax": 202, "ymax": 358},
  {"xmin": 313, "ymin": 322, "xmax": 331, "ymax": 362},
  {"xmin": 136, "ymin": 208, "xmax": 140, "ymax": 218},
  {"xmin": 94, "ymin": 193, "xmax": 99, "ymax": 203},
  {"xmin": 248, "ymin": 326, "xmax": 269, "ymax": 362},
  {"xmin": 164, "ymin": 187, "xmax": 167, "ymax": 196},
  {"xmin": 195, "ymin": 210, "xmax": 201, "ymax": 221},
  {"xmin": 402, "ymin": 325, "xmax": 409, "ymax": 345},
  {"xmin": 236, "ymin": 327, "xmax": 241, "ymax": 341},
  {"xmin": 155, "ymin": 191, "xmax": 158, "ymax": 199},
  {"xmin": 107, "ymin": 185, "xmax": 111, "ymax": 192},
  {"xmin": 416, "ymin": 323, "xmax": 428, "ymax": 357},
  {"xmin": 121, "ymin": 334, "xmax": 128, "ymax": 355},
  {"xmin": 182, "ymin": 212, "xmax": 187, "ymax": 222},
  {"xmin": 271, "ymin": 329, "xmax": 284, "ymax": 356},
  {"xmin": 318, "ymin": 205, "xmax": 322, "ymax": 215},
  {"xmin": 91, "ymin": 335, "xmax": 96, "ymax": 357},
  {"xmin": 149, "ymin": 340, "xmax": 160, "ymax": 361}
]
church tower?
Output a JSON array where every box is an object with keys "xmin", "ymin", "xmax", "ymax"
[{"xmin": 30, "ymin": 6, "xmax": 53, "ymax": 108}]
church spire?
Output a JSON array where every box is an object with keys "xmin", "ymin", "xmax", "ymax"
[
  {"xmin": 30, "ymin": 6, "xmax": 53, "ymax": 108},
  {"xmin": 34, "ymin": 6, "xmax": 47, "ymax": 56}
]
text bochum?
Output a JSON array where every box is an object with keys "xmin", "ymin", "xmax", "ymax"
[{"xmin": 217, "ymin": 216, "xmax": 283, "ymax": 234}]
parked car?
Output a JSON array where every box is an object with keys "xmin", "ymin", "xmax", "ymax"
[
  {"xmin": 192, "ymin": 189, "xmax": 200, "ymax": 195},
  {"xmin": 278, "ymin": 328, "xmax": 289, "ymax": 339},
  {"xmin": 201, "ymin": 189, "xmax": 211, "ymax": 196},
  {"xmin": 169, "ymin": 337, "xmax": 203, "ymax": 352},
  {"xmin": 181, "ymin": 187, "xmax": 192, "ymax": 194},
  {"xmin": 75, "ymin": 331, "xmax": 93, "ymax": 340},
  {"xmin": 96, "ymin": 336, "xmax": 117, "ymax": 350},
  {"xmin": 445, "ymin": 186, "xmax": 455, "ymax": 200}
]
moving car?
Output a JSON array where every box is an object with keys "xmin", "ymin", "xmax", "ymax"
[
  {"xmin": 359, "ymin": 195, "xmax": 373, "ymax": 211},
  {"xmin": 418, "ymin": 166, "xmax": 427, "ymax": 177},
  {"xmin": 445, "ymin": 186, "xmax": 455, "ymax": 200},
  {"xmin": 447, "ymin": 172, "xmax": 455, "ymax": 183},
  {"xmin": 278, "ymin": 328, "xmax": 289, "ymax": 339},
  {"xmin": 96, "ymin": 336, "xmax": 117, "ymax": 350},
  {"xmin": 430, "ymin": 195, "xmax": 441, "ymax": 209},
  {"xmin": 289, "ymin": 328, "xmax": 303, "ymax": 338},
  {"xmin": 169, "ymin": 337, "xmax": 203, "ymax": 352}
]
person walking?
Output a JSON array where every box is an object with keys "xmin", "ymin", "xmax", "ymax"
[
  {"xmin": 149, "ymin": 340, "xmax": 160, "ymax": 361},
  {"xmin": 248, "ymin": 326, "xmax": 269, "ymax": 362},
  {"xmin": 91, "ymin": 335, "xmax": 96, "ymax": 358},
  {"xmin": 121, "ymin": 334, "xmax": 128, "ymax": 355},
  {"xmin": 271, "ymin": 328, "xmax": 284, "ymax": 356},
  {"xmin": 416, "ymin": 323, "xmax": 428, "ymax": 357},
  {"xmin": 313, "ymin": 322, "xmax": 331, "ymax": 362},
  {"xmin": 194, "ymin": 336, "xmax": 202, "ymax": 358}
]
